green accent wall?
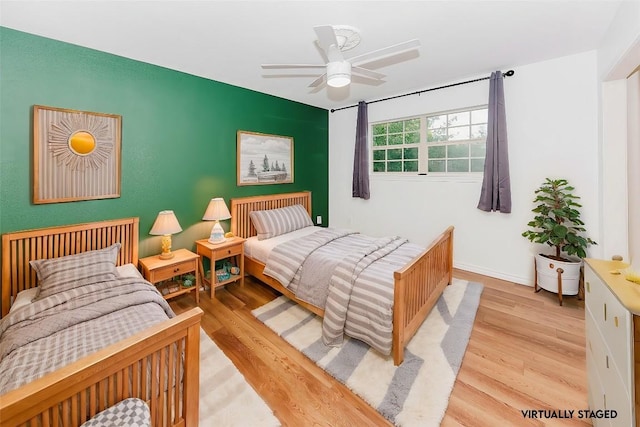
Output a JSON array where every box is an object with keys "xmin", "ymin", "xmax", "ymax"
[{"xmin": 0, "ymin": 27, "xmax": 328, "ymax": 256}]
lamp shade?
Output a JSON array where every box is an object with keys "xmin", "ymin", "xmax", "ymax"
[
  {"xmin": 202, "ymin": 198, "xmax": 231, "ymax": 221},
  {"xmin": 149, "ymin": 210, "xmax": 182, "ymax": 235},
  {"xmin": 327, "ymin": 60, "xmax": 351, "ymax": 88}
]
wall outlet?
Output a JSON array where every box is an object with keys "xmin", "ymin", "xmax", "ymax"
[{"xmin": 316, "ymin": 215, "xmax": 322, "ymax": 225}]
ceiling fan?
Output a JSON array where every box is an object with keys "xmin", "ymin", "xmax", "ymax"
[{"xmin": 261, "ymin": 25, "xmax": 420, "ymax": 89}]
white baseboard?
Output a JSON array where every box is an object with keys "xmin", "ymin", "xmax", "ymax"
[{"xmin": 453, "ymin": 261, "xmax": 532, "ymax": 287}]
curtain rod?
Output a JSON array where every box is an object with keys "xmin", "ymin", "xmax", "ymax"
[{"xmin": 330, "ymin": 69, "xmax": 515, "ymax": 113}]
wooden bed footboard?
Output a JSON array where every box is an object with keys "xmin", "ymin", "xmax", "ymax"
[
  {"xmin": 392, "ymin": 226, "xmax": 454, "ymax": 365},
  {"xmin": 231, "ymin": 192, "xmax": 455, "ymax": 366},
  {"xmin": 0, "ymin": 307, "xmax": 203, "ymax": 427},
  {"xmin": 1, "ymin": 218, "xmax": 203, "ymax": 426}
]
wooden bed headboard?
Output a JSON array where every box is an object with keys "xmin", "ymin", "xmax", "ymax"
[
  {"xmin": 230, "ymin": 191, "xmax": 312, "ymax": 239},
  {"xmin": 1, "ymin": 217, "xmax": 139, "ymax": 317}
]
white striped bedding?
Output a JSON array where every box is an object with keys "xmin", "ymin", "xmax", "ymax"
[{"xmin": 259, "ymin": 228, "xmax": 424, "ymax": 356}]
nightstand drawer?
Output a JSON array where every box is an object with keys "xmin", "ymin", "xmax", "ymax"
[
  {"xmin": 153, "ymin": 260, "xmax": 196, "ymax": 282},
  {"xmin": 212, "ymin": 245, "xmax": 242, "ymax": 259}
]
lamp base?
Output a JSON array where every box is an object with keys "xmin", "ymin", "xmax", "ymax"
[
  {"xmin": 208, "ymin": 221, "xmax": 226, "ymax": 245},
  {"xmin": 159, "ymin": 251, "xmax": 175, "ymax": 260}
]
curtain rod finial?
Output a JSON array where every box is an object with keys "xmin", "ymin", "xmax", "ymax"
[{"xmin": 504, "ymin": 70, "xmax": 515, "ymax": 77}]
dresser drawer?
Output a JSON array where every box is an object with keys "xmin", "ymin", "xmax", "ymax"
[
  {"xmin": 212, "ymin": 245, "xmax": 242, "ymax": 260},
  {"xmin": 602, "ymin": 286, "xmax": 632, "ymax": 387},
  {"xmin": 586, "ymin": 350, "xmax": 608, "ymax": 427},
  {"xmin": 585, "ymin": 265, "xmax": 633, "ymax": 391},
  {"xmin": 586, "ymin": 310, "xmax": 632, "ymax": 426},
  {"xmin": 585, "ymin": 266, "xmax": 605, "ymax": 317},
  {"xmin": 152, "ymin": 259, "xmax": 196, "ymax": 283}
]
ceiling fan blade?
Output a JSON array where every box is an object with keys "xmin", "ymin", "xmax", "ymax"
[
  {"xmin": 314, "ymin": 25, "xmax": 343, "ymax": 62},
  {"xmin": 314, "ymin": 25, "xmax": 338, "ymax": 51},
  {"xmin": 261, "ymin": 64, "xmax": 326, "ymax": 70},
  {"xmin": 349, "ymin": 39, "xmax": 421, "ymax": 67},
  {"xmin": 308, "ymin": 73, "xmax": 327, "ymax": 88},
  {"xmin": 352, "ymin": 66, "xmax": 386, "ymax": 80}
]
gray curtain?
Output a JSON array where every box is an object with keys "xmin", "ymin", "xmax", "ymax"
[
  {"xmin": 478, "ymin": 71, "xmax": 511, "ymax": 213},
  {"xmin": 352, "ymin": 101, "xmax": 370, "ymax": 199}
]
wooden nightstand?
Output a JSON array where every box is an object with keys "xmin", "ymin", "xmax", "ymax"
[
  {"xmin": 195, "ymin": 237, "xmax": 245, "ymax": 298},
  {"xmin": 139, "ymin": 248, "xmax": 200, "ymax": 305}
]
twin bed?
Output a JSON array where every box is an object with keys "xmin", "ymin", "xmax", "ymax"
[
  {"xmin": 0, "ymin": 192, "xmax": 453, "ymax": 426},
  {"xmin": 231, "ymin": 191, "xmax": 454, "ymax": 366},
  {"xmin": 0, "ymin": 218, "xmax": 202, "ymax": 427}
]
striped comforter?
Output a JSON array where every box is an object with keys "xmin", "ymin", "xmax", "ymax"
[
  {"xmin": 263, "ymin": 228, "xmax": 424, "ymax": 355},
  {"xmin": 0, "ymin": 277, "xmax": 174, "ymax": 394}
]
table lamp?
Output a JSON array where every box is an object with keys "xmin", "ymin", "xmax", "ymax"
[
  {"xmin": 149, "ymin": 210, "xmax": 182, "ymax": 259},
  {"xmin": 203, "ymin": 198, "xmax": 231, "ymax": 244}
]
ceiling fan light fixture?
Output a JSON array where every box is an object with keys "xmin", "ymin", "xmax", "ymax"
[{"xmin": 327, "ymin": 60, "xmax": 351, "ymax": 88}]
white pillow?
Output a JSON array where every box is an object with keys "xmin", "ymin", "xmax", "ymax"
[
  {"xmin": 249, "ymin": 204, "xmax": 313, "ymax": 240},
  {"xmin": 10, "ymin": 288, "xmax": 38, "ymax": 313},
  {"xmin": 116, "ymin": 263, "xmax": 143, "ymax": 279}
]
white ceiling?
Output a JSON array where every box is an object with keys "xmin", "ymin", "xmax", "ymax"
[{"xmin": 0, "ymin": 0, "xmax": 625, "ymax": 110}]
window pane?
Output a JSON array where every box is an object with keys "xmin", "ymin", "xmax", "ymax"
[
  {"xmin": 448, "ymin": 126, "xmax": 470, "ymax": 140},
  {"xmin": 373, "ymin": 135, "xmax": 387, "ymax": 146},
  {"xmin": 404, "ymin": 147, "xmax": 418, "ymax": 159},
  {"xmin": 428, "ymin": 145, "xmax": 446, "ymax": 159},
  {"xmin": 470, "ymin": 142, "xmax": 486, "ymax": 157},
  {"xmin": 427, "ymin": 129, "xmax": 447, "ymax": 142},
  {"xmin": 388, "ymin": 148, "xmax": 402, "ymax": 160},
  {"xmin": 388, "ymin": 134, "xmax": 403, "ymax": 145},
  {"xmin": 428, "ymin": 159, "xmax": 445, "ymax": 172},
  {"xmin": 387, "ymin": 161, "xmax": 402, "ymax": 172},
  {"xmin": 404, "ymin": 132, "xmax": 420, "ymax": 144},
  {"xmin": 471, "ymin": 124, "xmax": 487, "ymax": 139},
  {"xmin": 373, "ymin": 150, "xmax": 386, "ymax": 161},
  {"xmin": 471, "ymin": 159, "xmax": 485, "ymax": 172},
  {"xmin": 373, "ymin": 124, "xmax": 387, "ymax": 135},
  {"xmin": 373, "ymin": 162, "xmax": 386, "ymax": 172},
  {"xmin": 447, "ymin": 144, "xmax": 469, "ymax": 158},
  {"xmin": 448, "ymin": 159, "xmax": 469, "ymax": 172},
  {"xmin": 448, "ymin": 111, "xmax": 470, "ymax": 126},
  {"xmin": 405, "ymin": 118, "xmax": 420, "ymax": 131},
  {"xmin": 373, "ymin": 105, "xmax": 488, "ymax": 176},
  {"xmin": 427, "ymin": 115, "xmax": 447, "ymax": 129},
  {"xmin": 471, "ymin": 109, "xmax": 488, "ymax": 124},
  {"xmin": 404, "ymin": 161, "xmax": 418, "ymax": 172},
  {"xmin": 388, "ymin": 121, "xmax": 403, "ymax": 133}
]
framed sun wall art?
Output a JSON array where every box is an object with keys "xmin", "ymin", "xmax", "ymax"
[
  {"xmin": 32, "ymin": 105, "xmax": 122, "ymax": 204},
  {"xmin": 237, "ymin": 130, "xmax": 294, "ymax": 186}
]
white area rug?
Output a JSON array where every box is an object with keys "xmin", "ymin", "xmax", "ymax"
[
  {"xmin": 199, "ymin": 328, "xmax": 280, "ymax": 426},
  {"xmin": 252, "ymin": 279, "xmax": 483, "ymax": 427}
]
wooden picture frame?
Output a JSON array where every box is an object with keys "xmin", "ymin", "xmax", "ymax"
[
  {"xmin": 237, "ymin": 130, "xmax": 293, "ymax": 186},
  {"xmin": 33, "ymin": 105, "xmax": 122, "ymax": 204}
]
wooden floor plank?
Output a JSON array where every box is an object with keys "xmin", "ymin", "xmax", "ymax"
[{"xmin": 170, "ymin": 270, "xmax": 589, "ymax": 426}]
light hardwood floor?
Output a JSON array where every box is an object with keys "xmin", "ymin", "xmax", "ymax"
[{"xmin": 169, "ymin": 269, "xmax": 590, "ymax": 427}]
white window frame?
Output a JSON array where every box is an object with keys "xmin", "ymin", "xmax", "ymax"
[{"xmin": 370, "ymin": 105, "xmax": 488, "ymax": 180}]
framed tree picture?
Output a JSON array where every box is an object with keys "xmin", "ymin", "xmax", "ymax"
[
  {"xmin": 33, "ymin": 105, "xmax": 122, "ymax": 204},
  {"xmin": 237, "ymin": 130, "xmax": 294, "ymax": 186}
]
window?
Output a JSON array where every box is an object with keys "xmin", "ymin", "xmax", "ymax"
[{"xmin": 371, "ymin": 106, "xmax": 488, "ymax": 175}]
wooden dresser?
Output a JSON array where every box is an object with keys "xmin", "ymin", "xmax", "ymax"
[{"xmin": 584, "ymin": 258, "xmax": 639, "ymax": 427}]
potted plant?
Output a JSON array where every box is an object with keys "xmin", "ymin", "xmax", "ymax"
[{"xmin": 522, "ymin": 178, "xmax": 597, "ymax": 297}]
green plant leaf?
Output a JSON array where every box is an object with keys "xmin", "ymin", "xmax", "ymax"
[{"xmin": 553, "ymin": 224, "xmax": 568, "ymax": 238}]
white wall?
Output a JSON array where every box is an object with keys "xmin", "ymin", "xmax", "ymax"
[
  {"xmin": 600, "ymin": 79, "xmax": 629, "ymax": 260},
  {"xmin": 597, "ymin": 0, "xmax": 640, "ymax": 81},
  {"xmin": 597, "ymin": 0, "xmax": 640, "ymax": 264},
  {"xmin": 627, "ymin": 70, "xmax": 640, "ymax": 266},
  {"xmin": 328, "ymin": 51, "xmax": 600, "ymax": 285}
]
